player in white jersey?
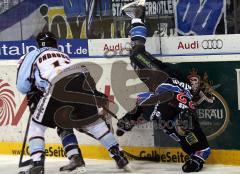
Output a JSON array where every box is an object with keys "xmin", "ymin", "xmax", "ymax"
[
  {"xmin": 16, "ymin": 32, "xmax": 130, "ymax": 174},
  {"xmin": 17, "ymin": 32, "xmax": 87, "ymax": 174}
]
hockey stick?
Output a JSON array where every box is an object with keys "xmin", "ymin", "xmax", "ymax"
[
  {"xmin": 102, "ymin": 91, "xmax": 174, "ymax": 121},
  {"xmin": 123, "ymin": 150, "xmax": 160, "ymax": 162},
  {"xmin": 18, "ymin": 111, "xmax": 32, "ymax": 167},
  {"xmin": 102, "ymin": 105, "xmax": 118, "ymax": 120},
  {"xmin": 18, "ymin": 87, "xmax": 45, "ymax": 168},
  {"xmin": 82, "ymin": 106, "xmax": 159, "ymax": 162},
  {"xmin": 102, "ymin": 90, "xmax": 174, "ymax": 121},
  {"xmin": 101, "ymin": 106, "xmax": 160, "ymax": 162}
]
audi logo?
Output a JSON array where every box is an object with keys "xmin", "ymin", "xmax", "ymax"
[{"xmin": 201, "ymin": 39, "xmax": 223, "ymax": 49}]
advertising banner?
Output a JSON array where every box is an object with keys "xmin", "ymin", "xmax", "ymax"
[
  {"xmin": 1, "ymin": 56, "xmax": 240, "ymax": 164},
  {"xmin": 88, "ymin": 37, "xmax": 161, "ymax": 57},
  {"xmin": 0, "ymin": 39, "xmax": 88, "ymax": 60},
  {"xmin": 88, "ymin": 34, "xmax": 240, "ymax": 57},
  {"xmin": 0, "ymin": 0, "xmax": 236, "ymax": 41},
  {"xmin": 175, "ymin": 0, "xmax": 226, "ymax": 35},
  {"xmin": 2, "ymin": 58, "xmax": 240, "ymax": 150},
  {"xmin": 2, "ymin": 33, "xmax": 240, "ymax": 58},
  {"xmin": 155, "ymin": 61, "xmax": 240, "ymax": 150},
  {"xmin": 161, "ymin": 34, "xmax": 240, "ymax": 56}
]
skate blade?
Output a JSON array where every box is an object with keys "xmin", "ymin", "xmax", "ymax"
[
  {"xmin": 123, "ymin": 164, "xmax": 133, "ymax": 172},
  {"xmin": 18, "ymin": 172, "xmax": 26, "ymax": 174},
  {"xmin": 61, "ymin": 166, "xmax": 87, "ymax": 174},
  {"xmin": 137, "ymin": 0, "xmax": 146, "ymax": 6}
]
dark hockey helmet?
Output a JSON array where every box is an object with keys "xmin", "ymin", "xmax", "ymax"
[{"xmin": 36, "ymin": 31, "xmax": 58, "ymax": 48}]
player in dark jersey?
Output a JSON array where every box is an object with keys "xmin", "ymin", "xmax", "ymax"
[{"xmin": 117, "ymin": 1, "xmax": 211, "ymax": 173}]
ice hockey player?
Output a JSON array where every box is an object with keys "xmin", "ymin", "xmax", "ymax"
[
  {"xmin": 27, "ymin": 88, "xmax": 87, "ymax": 174},
  {"xmin": 117, "ymin": 0, "xmax": 211, "ymax": 173},
  {"xmin": 16, "ymin": 31, "xmax": 130, "ymax": 174}
]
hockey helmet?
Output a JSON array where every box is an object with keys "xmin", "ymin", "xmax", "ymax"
[{"xmin": 36, "ymin": 31, "xmax": 57, "ymax": 48}]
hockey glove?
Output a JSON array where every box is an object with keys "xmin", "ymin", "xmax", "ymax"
[
  {"xmin": 116, "ymin": 118, "xmax": 133, "ymax": 136},
  {"xmin": 182, "ymin": 155, "xmax": 204, "ymax": 173},
  {"xmin": 26, "ymin": 86, "xmax": 43, "ymax": 114}
]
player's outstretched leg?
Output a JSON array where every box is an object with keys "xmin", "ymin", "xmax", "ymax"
[
  {"xmin": 18, "ymin": 120, "xmax": 47, "ymax": 174},
  {"xmin": 109, "ymin": 144, "xmax": 130, "ymax": 171},
  {"xmin": 82, "ymin": 119, "xmax": 131, "ymax": 172},
  {"xmin": 173, "ymin": 110, "xmax": 211, "ymax": 172},
  {"xmin": 57, "ymin": 128, "xmax": 86, "ymax": 174},
  {"xmin": 121, "ymin": 0, "xmax": 145, "ymax": 20}
]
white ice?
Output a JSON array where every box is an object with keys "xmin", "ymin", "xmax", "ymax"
[{"xmin": 0, "ymin": 155, "xmax": 240, "ymax": 174}]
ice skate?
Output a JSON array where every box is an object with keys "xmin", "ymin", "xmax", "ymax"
[
  {"xmin": 60, "ymin": 155, "xmax": 86, "ymax": 174},
  {"xmin": 109, "ymin": 145, "xmax": 132, "ymax": 172},
  {"xmin": 137, "ymin": 0, "xmax": 146, "ymax": 6},
  {"xmin": 121, "ymin": 0, "xmax": 146, "ymax": 19},
  {"xmin": 18, "ymin": 160, "xmax": 44, "ymax": 174},
  {"xmin": 182, "ymin": 155, "xmax": 204, "ymax": 173}
]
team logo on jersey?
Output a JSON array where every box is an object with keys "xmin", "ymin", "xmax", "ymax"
[
  {"xmin": 0, "ymin": 79, "xmax": 16, "ymax": 126},
  {"xmin": 187, "ymin": 68, "xmax": 230, "ymax": 140}
]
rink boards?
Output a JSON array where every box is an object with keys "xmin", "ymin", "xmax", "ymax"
[
  {"xmin": 1, "ymin": 54, "xmax": 240, "ymax": 166},
  {"xmin": 0, "ymin": 142, "xmax": 240, "ymax": 165},
  {"xmin": 1, "ymin": 34, "xmax": 240, "ymax": 165}
]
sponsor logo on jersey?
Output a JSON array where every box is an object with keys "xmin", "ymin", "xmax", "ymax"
[{"xmin": 172, "ymin": 78, "xmax": 192, "ymax": 91}]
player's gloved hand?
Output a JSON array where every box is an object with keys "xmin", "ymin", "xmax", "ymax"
[
  {"xmin": 182, "ymin": 155, "xmax": 204, "ymax": 173},
  {"xmin": 26, "ymin": 86, "xmax": 43, "ymax": 114},
  {"xmin": 116, "ymin": 118, "xmax": 133, "ymax": 136}
]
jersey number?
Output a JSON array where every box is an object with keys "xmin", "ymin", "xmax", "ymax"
[
  {"xmin": 52, "ymin": 60, "xmax": 70, "ymax": 68},
  {"xmin": 176, "ymin": 93, "xmax": 194, "ymax": 109}
]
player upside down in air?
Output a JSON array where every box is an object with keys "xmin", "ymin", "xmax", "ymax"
[
  {"xmin": 16, "ymin": 32, "xmax": 130, "ymax": 174},
  {"xmin": 117, "ymin": 1, "xmax": 211, "ymax": 173}
]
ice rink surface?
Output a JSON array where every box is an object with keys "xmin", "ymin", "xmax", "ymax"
[{"xmin": 1, "ymin": 155, "xmax": 240, "ymax": 174}]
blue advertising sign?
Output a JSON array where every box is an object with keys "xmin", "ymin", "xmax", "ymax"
[
  {"xmin": 0, "ymin": 39, "xmax": 88, "ymax": 60},
  {"xmin": 176, "ymin": 0, "xmax": 225, "ymax": 35}
]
